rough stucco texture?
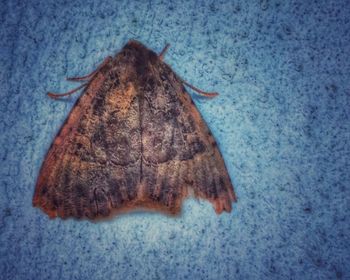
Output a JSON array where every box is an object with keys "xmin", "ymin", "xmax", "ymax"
[{"xmin": 0, "ymin": 0, "xmax": 349, "ymax": 279}]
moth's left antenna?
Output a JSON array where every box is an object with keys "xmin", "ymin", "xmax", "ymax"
[
  {"xmin": 47, "ymin": 82, "xmax": 88, "ymax": 99},
  {"xmin": 47, "ymin": 56, "xmax": 113, "ymax": 99}
]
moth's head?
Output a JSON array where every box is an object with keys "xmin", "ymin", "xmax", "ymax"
[
  {"xmin": 124, "ymin": 40, "xmax": 148, "ymax": 50},
  {"xmin": 120, "ymin": 40, "xmax": 159, "ymax": 62}
]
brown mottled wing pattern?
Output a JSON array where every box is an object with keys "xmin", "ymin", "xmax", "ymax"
[
  {"xmin": 33, "ymin": 40, "xmax": 236, "ymax": 220},
  {"xmin": 33, "ymin": 49, "xmax": 142, "ymax": 219},
  {"xmin": 135, "ymin": 43, "xmax": 236, "ymax": 215}
]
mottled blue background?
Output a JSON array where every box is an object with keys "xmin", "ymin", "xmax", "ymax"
[{"xmin": 1, "ymin": 0, "xmax": 349, "ymax": 279}]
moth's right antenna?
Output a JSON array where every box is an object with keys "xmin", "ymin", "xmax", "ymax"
[
  {"xmin": 158, "ymin": 43, "xmax": 218, "ymax": 98},
  {"xmin": 181, "ymin": 79, "xmax": 219, "ymax": 98},
  {"xmin": 159, "ymin": 43, "xmax": 170, "ymax": 60}
]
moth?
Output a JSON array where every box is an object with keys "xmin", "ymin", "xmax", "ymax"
[{"xmin": 33, "ymin": 40, "xmax": 236, "ymax": 220}]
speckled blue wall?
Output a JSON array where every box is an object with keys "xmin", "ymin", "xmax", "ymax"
[{"xmin": 1, "ymin": 0, "xmax": 349, "ymax": 279}]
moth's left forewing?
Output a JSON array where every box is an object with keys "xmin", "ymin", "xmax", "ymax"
[
  {"xmin": 33, "ymin": 55, "xmax": 143, "ymax": 220},
  {"xmin": 33, "ymin": 71, "xmax": 109, "ymax": 215}
]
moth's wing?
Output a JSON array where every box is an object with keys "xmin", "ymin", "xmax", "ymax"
[
  {"xmin": 33, "ymin": 67, "xmax": 142, "ymax": 220},
  {"xmin": 139, "ymin": 60, "xmax": 236, "ymax": 215}
]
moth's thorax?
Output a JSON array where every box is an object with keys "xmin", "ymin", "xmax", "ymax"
[
  {"xmin": 107, "ymin": 40, "xmax": 162, "ymax": 93},
  {"xmin": 107, "ymin": 82, "xmax": 137, "ymax": 117}
]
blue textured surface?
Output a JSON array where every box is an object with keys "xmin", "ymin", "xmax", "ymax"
[{"xmin": 1, "ymin": 0, "xmax": 349, "ymax": 279}]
